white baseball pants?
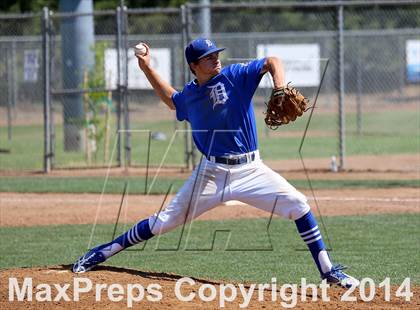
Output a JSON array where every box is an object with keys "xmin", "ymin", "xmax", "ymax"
[{"xmin": 148, "ymin": 152, "xmax": 310, "ymax": 235}]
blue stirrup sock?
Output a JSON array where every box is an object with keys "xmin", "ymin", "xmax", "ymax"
[
  {"xmin": 295, "ymin": 211, "xmax": 332, "ymax": 274},
  {"xmin": 98, "ymin": 219, "xmax": 154, "ymax": 259}
]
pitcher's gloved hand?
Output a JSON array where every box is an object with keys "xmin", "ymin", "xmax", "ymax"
[{"xmin": 264, "ymin": 83, "xmax": 309, "ymax": 129}]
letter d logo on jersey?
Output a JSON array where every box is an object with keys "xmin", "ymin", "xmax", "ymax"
[{"xmin": 207, "ymin": 82, "xmax": 228, "ymax": 109}]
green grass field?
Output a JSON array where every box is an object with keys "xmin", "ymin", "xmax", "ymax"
[
  {"xmin": 0, "ymin": 176, "xmax": 418, "ymax": 194},
  {"xmin": 1, "ymin": 109, "xmax": 419, "ymax": 170},
  {"xmin": 1, "ymin": 215, "xmax": 419, "ymax": 285}
]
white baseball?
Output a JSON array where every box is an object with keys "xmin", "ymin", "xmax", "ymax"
[{"xmin": 134, "ymin": 42, "xmax": 147, "ymax": 56}]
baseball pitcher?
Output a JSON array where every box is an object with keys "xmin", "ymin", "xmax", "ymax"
[{"xmin": 72, "ymin": 38, "xmax": 359, "ymax": 289}]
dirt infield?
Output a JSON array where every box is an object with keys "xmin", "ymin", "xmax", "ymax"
[
  {"xmin": 1, "ymin": 265, "xmax": 419, "ymax": 309},
  {"xmin": 0, "ymin": 188, "xmax": 419, "ymax": 227}
]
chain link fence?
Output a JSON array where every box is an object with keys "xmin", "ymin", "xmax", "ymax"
[
  {"xmin": 342, "ymin": 5, "xmax": 420, "ymax": 167},
  {"xmin": 126, "ymin": 8, "xmax": 187, "ymax": 169},
  {"xmin": 0, "ymin": 1, "xmax": 419, "ymax": 173},
  {"xmin": 49, "ymin": 9, "xmax": 120, "ymax": 170},
  {"xmin": 0, "ymin": 12, "xmax": 44, "ymax": 170}
]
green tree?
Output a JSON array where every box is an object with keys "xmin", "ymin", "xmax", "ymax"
[
  {"xmin": 0, "ymin": 0, "xmax": 58, "ymax": 13},
  {"xmin": 83, "ymin": 41, "xmax": 113, "ymax": 161},
  {"xmin": 0, "ymin": 0, "xmax": 190, "ymax": 12}
]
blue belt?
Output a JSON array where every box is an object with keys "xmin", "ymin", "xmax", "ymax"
[{"xmin": 208, "ymin": 152, "xmax": 256, "ymax": 165}]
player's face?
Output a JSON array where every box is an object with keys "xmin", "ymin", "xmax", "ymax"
[{"xmin": 196, "ymin": 52, "xmax": 221, "ymax": 75}]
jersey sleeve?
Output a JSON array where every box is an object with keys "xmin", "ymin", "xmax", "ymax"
[
  {"xmin": 240, "ymin": 58, "xmax": 266, "ymax": 90},
  {"xmin": 231, "ymin": 58, "xmax": 266, "ymax": 94},
  {"xmin": 171, "ymin": 90, "xmax": 188, "ymax": 122},
  {"xmin": 228, "ymin": 58, "xmax": 266, "ymax": 103}
]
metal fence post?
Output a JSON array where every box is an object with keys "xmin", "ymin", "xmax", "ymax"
[
  {"xmin": 6, "ymin": 47, "xmax": 12, "ymax": 140},
  {"xmin": 122, "ymin": 5, "xmax": 131, "ymax": 167},
  {"xmin": 337, "ymin": 4, "xmax": 345, "ymax": 170},
  {"xmin": 49, "ymin": 19, "xmax": 56, "ymax": 169},
  {"xmin": 181, "ymin": 4, "xmax": 191, "ymax": 170},
  {"xmin": 398, "ymin": 35, "xmax": 405, "ymax": 94},
  {"xmin": 42, "ymin": 7, "xmax": 52, "ymax": 173},
  {"xmin": 199, "ymin": 0, "xmax": 211, "ymax": 38},
  {"xmin": 186, "ymin": 4, "xmax": 199, "ymax": 169},
  {"xmin": 11, "ymin": 41, "xmax": 17, "ymax": 111},
  {"xmin": 116, "ymin": 6, "xmax": 123, "ymax": 167},
  {"xmin": 356, "ymin": 50, "xmax": 362, "ymax": 136}
]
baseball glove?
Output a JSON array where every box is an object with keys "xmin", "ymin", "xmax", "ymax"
[{"xmin": 264, "ymin": 83, "xmax": 309, "ymax": 129}]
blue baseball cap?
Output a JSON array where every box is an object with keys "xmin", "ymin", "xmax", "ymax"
[{"xmin": 185, "ymin": 38, "xmax": 225, "ymax": 64}]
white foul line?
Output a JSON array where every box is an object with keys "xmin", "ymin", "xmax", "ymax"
[
  {"xmin": 309, "ymin": 197, "xmax": 420, "ymax": 203},
  {"xmin": 224, "ymin": 197, "xmax": 420, "ymax": 206}
]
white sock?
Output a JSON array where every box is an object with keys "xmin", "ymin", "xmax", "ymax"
[{"xmin": 318, "ymin": 250, "xmax": 333, "ymax": 273}]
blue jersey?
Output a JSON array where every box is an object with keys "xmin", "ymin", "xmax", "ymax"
[{"xmin": 172, "ymin": 58, "xmax": 266, "ymax": 157}]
